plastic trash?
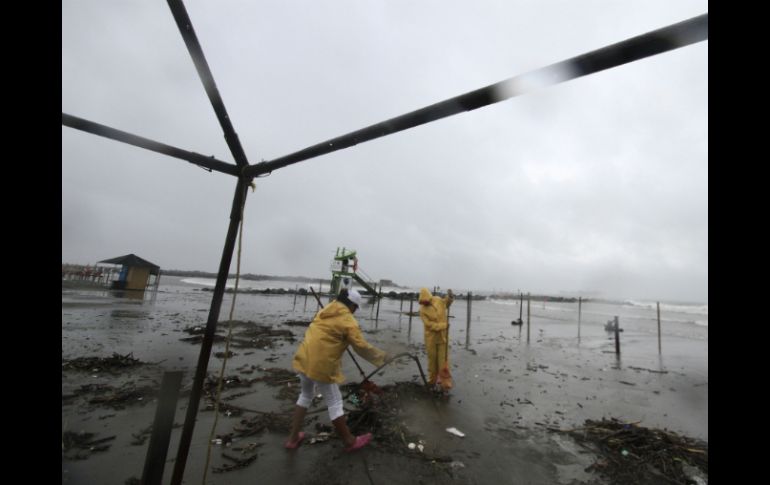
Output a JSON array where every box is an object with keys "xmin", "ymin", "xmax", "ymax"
[
  {"xmin": 309, "ymin": 432, "xmax": 331, "ymax": 444},
  {"xmin": 417, "ymin": 444, "xmax": 424, "ymax": 452},
  {"xmin": 408, "ymin": 442, "xmax": 416, "ymax": 450},
  {"xmin": 682, "ymin": 464, "xmax": 707, "ymax": 485},
  {"xmin": 449, "ymin": 461, "xmax": 465, "ymax": 469},
  {"xmin": 621, "ymin": 450, "xmax": 629, "ymax": 456},
  {"xmin": 446, "ymin": 427, "xmax": 465, "ymax": 437}
]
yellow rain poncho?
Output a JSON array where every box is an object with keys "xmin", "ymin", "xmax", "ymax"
[
  {"xmin": 418, "ymin": 288, "xmax": 454, "ymax": 385},
  {"xmin": 292, "ymin": 300, "xmax": 386, "ymax": 384}
]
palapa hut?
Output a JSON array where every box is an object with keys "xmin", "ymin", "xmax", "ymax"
[{"xmin": 97, "ymin": 253, "xmax": 161, "ymax": 292}]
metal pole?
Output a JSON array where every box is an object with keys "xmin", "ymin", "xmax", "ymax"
[
  {"xmin": 171, "ymin": 178, "xmax": 248, "ymax": 485},
  {"xmin": 657, "ymin": 302, "xmax": 662, "ymax": 354},
  {"xmin": 375, "ymin": 285, "xmax": 382, "ymax": 325},
  {"xmin": 614, "ymin": 316, "xmax": 621, "ymax": 355},
  {"xmin": 141, "ymin": 371, "xmax": 183, "ymax": 485},
  {"xmin": 293, "ymin": 284, "xmax": 298, "ymax": 311}
]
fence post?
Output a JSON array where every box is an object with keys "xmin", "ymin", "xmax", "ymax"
[
  {"xmin": 578, "ymin": 296, "xmax": 582, "ymax": 341},
  {"xmin": 614, "ymin": 316, "xmax": 621, "ymax": 355},
  {"xmin": 408, "ymin": 296, "xmax": 414, "ymax": 335},
  {"xmin": 527, "ymin": 293, "xmax": 531, "ymax": 344},
  {"xmin": 293, "ymin": 285, "xmax": 298, "ymax": 311},
  {"xmin": 142, "ymin": 371, "xmax": 183, "ymax": 485},
  {"xmin": 466, "ymin": 292, "xmax": 472, "ymax": 347},
  {"xmin": 657, "ymin": 302, "xmax": 662, "ymax": 354}
]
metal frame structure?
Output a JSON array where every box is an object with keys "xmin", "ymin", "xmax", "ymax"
[{"xmin": 61, "ymin": 1, "xmax": 707, "ymax": 483}]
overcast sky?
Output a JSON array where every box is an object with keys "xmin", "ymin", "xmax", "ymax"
[{"xmin": 62, "ymin": 0, "xmax": 708, "ymax": 303}]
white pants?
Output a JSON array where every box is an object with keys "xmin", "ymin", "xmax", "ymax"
[{"xmin": 296, "ymin": 372, "xmax": 344, "ymax": 421}]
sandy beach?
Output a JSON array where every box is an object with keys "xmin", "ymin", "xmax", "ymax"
[{"xmin": 62, "ymin": 277, "xmax": 707, "ymax": 484}]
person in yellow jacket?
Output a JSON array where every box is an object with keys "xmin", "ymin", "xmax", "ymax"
[
  {"xmin": 285, "ymin": 288, "xmax": 387, "ymax": 452},
  {"xmin": 418, "ymin": 287, "xmax": 454, "ymax": 389}
]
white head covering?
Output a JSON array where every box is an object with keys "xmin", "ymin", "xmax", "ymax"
[{"xmin": 348, "ymin": 288, "xmax": 364, "ymax": 307}]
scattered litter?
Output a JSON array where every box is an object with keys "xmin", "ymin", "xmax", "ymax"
[
  {"xmin": 408, "ymin": 442, "xmax": 416, "ymax": 450},
  {"xmin": 446, "ymin": 427, "xmax": 465, "ymax": 437}
]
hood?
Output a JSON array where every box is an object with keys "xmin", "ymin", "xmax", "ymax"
[{"xmin": 318, "ymin": 300, "xmax": 351, "ymax": 319}]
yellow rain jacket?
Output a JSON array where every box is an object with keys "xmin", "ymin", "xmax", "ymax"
[
  {"xmin": 292, "ymin": 300, "xmax": 386, "ymax": 384},
  {"xmin": 419, "ymin": 288, "xmax": 454, "ymax": 384}
]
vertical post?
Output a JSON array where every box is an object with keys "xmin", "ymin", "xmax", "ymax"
[
  {"xmin": 400, "ymin": 294, "xmax": 404, "ymax": 312},
  {"xmin": 578, "ymin": 296, "xmax": 582, "ymax": 341},
  {"xmin": 657, "ymin": 302, "xmax": 662, "ymax": 354},
  {"xmin": 519, "ymin": 292, "xmax": 523, "ymax": 321},
  {"xmin": 375, "ymin": 285, "xmax": 382, "ymax": 324},
  {"xmin": 526, "ymin": 293, "xmax": 531, "ymax": 344},
  {"xmin": 370, "ymin": 284, "xmax": 376, "ymax": 319},
  {"xmin": 614, "ymin": 315, "xmax": 620, "ymax": 355},
  {"xmin": 171, "ymin": 178, "xmax": 248, "ymax": 485},
  {"xmin": 466, "ymin": 292, "xmax": 472, "ymax": 347},
  {"xmin": 141, "ymin": 371, "xmax": 183, "ymax": 485},
  {"xmin": 303, "ymin": 292, "xmax": 308, "ymax": 312},
  {"xmin": 408, "ymin": 296, "xmax": 414, "ymax": 334},
  {"xmin": 293, "ymin": 284, "xmax": 298, "ymax": 311}
]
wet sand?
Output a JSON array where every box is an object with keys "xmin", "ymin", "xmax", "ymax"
[{"xmin": 62, "ymin": 278, "xmax": 707, "ymax": 484}]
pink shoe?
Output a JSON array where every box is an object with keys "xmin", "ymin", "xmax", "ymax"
[
  {"xmin": 344, "ymin": 433, "xmax": 372, "ymax": 452},
  {"xmin": 284, "ymin": 432, "xmax": 306, "ymax": 449}
]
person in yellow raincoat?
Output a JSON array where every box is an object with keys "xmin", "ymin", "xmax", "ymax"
[
  {"xmin": 285, "ymin": 288, "xmax": 387, "ymax": 452},
  {"xmin": 418, "ymin": 287, "xmax": 454, "ymax": 390}
]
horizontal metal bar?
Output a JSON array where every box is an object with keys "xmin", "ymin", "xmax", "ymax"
[
  {"xmin": 245, "ymin": 13, "xmax": 707, "ymax": 178},
  {"xmin": 62, "ymin": 113, "xmax": 240, "ymax": 176}
]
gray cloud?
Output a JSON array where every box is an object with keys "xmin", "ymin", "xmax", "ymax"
[{"xmin": 62, "ymin": 0, "xmax": 708, "ymax": 303}]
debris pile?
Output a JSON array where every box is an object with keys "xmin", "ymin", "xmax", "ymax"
[
  {"xmin": 282, "ymin": 319, "xmax": 311, "ymax": 327},
  {"xmin": 62, "ymin": 431, "xmax": 115, "ymax": 460},
  {"xmin": 63, "ymin": 382, "xmax": 158, "ymax": 409},
  {"xmin": 559, "ymin": 418, "xmax": 708, "ymax": 485},
  {"xmin": 344, "ymin": 381, "xmax": 452, "ymax": 462},
  {"xmin": 181, "ymin": 321, "xmax": 295, "ymax": 349},
  {"xmin": 233, "ymin": 412, "xmax": 293, "ymax": 437},
  {"xmin": 62, "ymin": 352, "xmax": 145, "ymax": 372}
]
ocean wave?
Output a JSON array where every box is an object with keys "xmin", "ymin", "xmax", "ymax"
[{"xmin": 623, "ymin": 300, "xmax": 708, "ymax": 315}]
